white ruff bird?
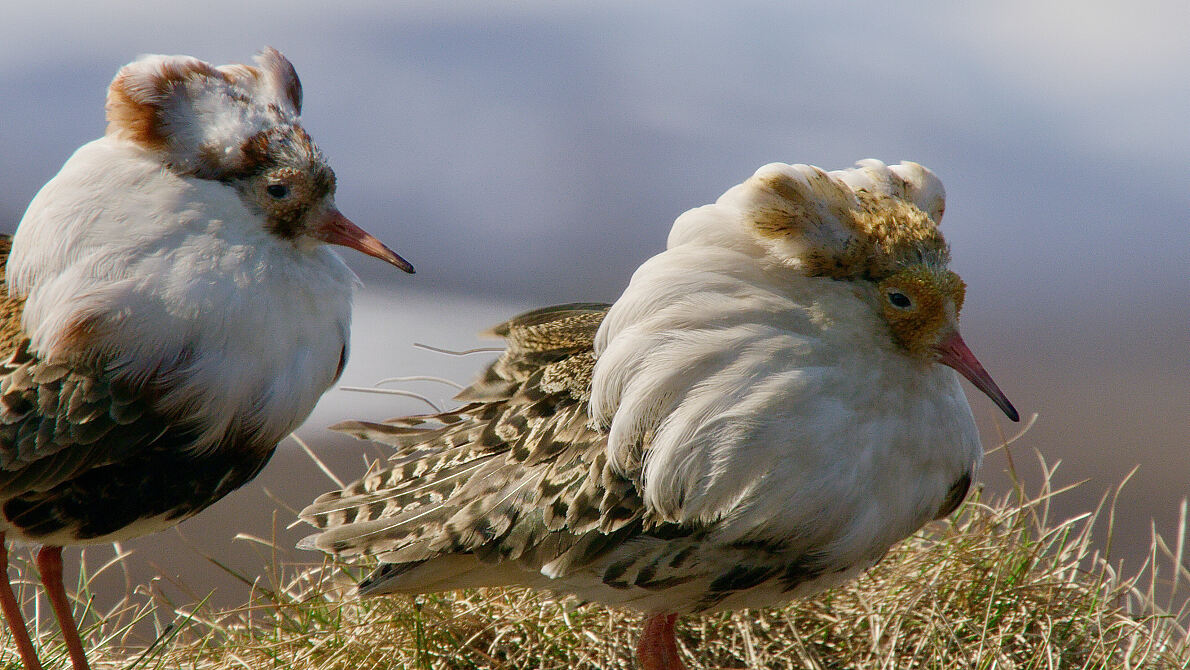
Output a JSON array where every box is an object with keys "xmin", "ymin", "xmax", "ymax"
[
  {"xmin": 300, "ymin": 160, "xmax": 1016, "ymax": 670},
  {"xmin": 0, "ymin": 48, "xmax": 412, "ymax": 670}
]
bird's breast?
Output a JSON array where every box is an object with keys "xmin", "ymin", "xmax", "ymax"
[
  {"xmin": 592, "ymin": 260, "xmax": 982, "ymax": 561},
  {"xmin": 10, "ymin": 142, "xmax": 357, "ymax": 451}
]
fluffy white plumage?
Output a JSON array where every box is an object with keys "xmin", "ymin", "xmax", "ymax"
[
  {"xmin": 582, "ymin": 160, "xmax": 980, "ymax": 609},
  {"xmin": 10, "ymin": 138, "xmax": 355, "ymax": 452},
  {"xmin": 106, "ymin": 51, "xmax": 303, "ymax": 178},
  {"xmin": 300, "ymin": 159, "xmax": 1015, "ymax": 670},
  {"xmin": 0, "ymin": 47, "xmax": 411, "ymax": 670}
]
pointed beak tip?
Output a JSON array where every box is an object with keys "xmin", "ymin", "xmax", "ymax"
[
  {"xmin": 313, "ymin": 210, "xmax": 414, "ymax": 274},
  {"xmin": 935, "ymin": 331, "xmax": 1020, "ymax": 423},
  {"xmin": 368, "ymin": 248, "xmax": 415, "ymax": 274},
  {"xmin": 357, "ymin": 243, "xmax": 415, "ymax": 274},
  {"xmin": 381, "ymin": 252, "xmax": 416, "ymax": 274}
]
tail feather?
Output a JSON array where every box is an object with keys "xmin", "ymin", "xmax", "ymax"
[{"xmin": 298, "ymin": 302, "xmax": 650, "ymax": 595}]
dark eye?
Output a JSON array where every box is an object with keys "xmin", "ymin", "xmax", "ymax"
[
  {"xmin": 266, "ymin": 183, "xmax": 290, "ymax": 199},
  {"xmin": 888, "ymin": 291, "xmax": 913, "ymax": 309}
]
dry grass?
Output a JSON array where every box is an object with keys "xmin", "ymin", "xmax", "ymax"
[{"xmin": 4, "ymin": 424, "xmax": 1189, "ymax": 669}]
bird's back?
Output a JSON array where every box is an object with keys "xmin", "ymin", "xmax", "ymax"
[
  {"xmin": 301, "ymin": 159, "xmax": 998, "ymax": 616},
  {"xmin": 0, "ymin": 236, "xmax": 26, "ymax": 356},
  {"xmin": 300, "ymin": 304, "xmax": 666, "ymax": 593},
  {"xmin": 303, "ymin": 302, "xmax": 874, "ymax": 615}
]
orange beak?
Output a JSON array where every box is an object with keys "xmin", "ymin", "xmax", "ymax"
[
  {"xmin": 312, "ymin": 209, "xmax": 414, "ymax": 273},
  {"xmin": 934, "ymin": 331, "xmax": 1019, "ymax": 422}
]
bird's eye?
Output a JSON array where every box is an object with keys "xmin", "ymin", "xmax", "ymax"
[
  {"xmin": 888, "ymin": 291, "xmax": 913, "ymax": 309},
  {"xmin": 266, "ymin": 184, "xmax": 290, "ymax": 199}
]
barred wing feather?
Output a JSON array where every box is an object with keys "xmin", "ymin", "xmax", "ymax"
[{"xmin": 299, "ymin": 304, "xmax": 653, "ymax": 593}]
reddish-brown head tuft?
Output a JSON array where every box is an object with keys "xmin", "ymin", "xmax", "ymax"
[
  {"xmin": 101, "ymin": 50, "xmax": 312, "ymax": 180},
  {"xmin": 105, "ymin": 56, "xmax": 225, "ymax": 149}
]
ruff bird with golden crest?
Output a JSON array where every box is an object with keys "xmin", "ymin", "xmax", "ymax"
[
  {"xmin": 300, "ymin": 159, "xmax": 1016, "ymax": 670},
  {"xmin": 0, "ymin": 48, "xmax": 412, "ymax": 670}
]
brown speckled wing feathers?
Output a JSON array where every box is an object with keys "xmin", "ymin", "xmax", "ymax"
[
  {"xmin": 0, "ymin": 234, "xmax": 272, "ymax": 542},
  {"xmin": 0, "ymin": 234, "xmax": 156, "ymax": 498},
  {"xmin": 0, "ymin": 344, "xmax": 274, "ymax": 541},
  {"xmin": 301, "ymin": 303, "xmax": 649, "ymax": 582},
  {"xmin": 0, "ymin": 236, "xmax": 25, "ymax": 356},
  {"xmin": 0, "ymin": 345, "xmax": 158, "ymax": 497}
]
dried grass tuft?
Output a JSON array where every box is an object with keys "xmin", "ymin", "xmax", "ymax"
[{"xmin": 4, "ymin": 427, "xmax": 1188, "ymax": 669}]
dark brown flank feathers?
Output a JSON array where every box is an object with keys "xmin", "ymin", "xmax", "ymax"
[
  {"xmin": 303, "ymin": 303, "xmax": 893, "ymax": 612},
  {"xmin": 0, "ymin": 235, "xmax": 276, "ymax": 542}
]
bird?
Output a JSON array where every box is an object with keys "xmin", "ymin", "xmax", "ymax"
[
  {"xmin": 299, "ymin": 159, "xmax": 1017, "ymax": 669},
  {"xmin": 0, "ymin": 48, "xmax": 412, "ymax": 670}
]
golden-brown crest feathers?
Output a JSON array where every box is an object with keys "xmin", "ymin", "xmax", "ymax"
[{"xmin": 738, "ymin": 160, "xmax": 950, "ymax": 280}]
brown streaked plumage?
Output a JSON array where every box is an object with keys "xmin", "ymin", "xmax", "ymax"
[
  {"xmin": 0, "ymin": 46, "xmax": 412, "ymax": 670},
  {"xmin": 0, "ymin": 238, "xmax": 25, "ymax": 356},
  {"xmin": 301, "ymin": 159, "xmax": 1018, "ymax": 670},
  {"xmin": 307, "ymin": 304, "xmax": 642, "ymax": 567},
  {"xmin": 749, "ymin": 167, "xmax": 949, "ymax": 281}
]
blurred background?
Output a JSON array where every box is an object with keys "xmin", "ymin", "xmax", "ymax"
[{"xmin": 1, "ymin": 0, "xmax": 1186, "ymax": 638}]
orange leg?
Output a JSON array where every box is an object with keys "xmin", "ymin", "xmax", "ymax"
[
  {"xmin": 0, "ymin": 533, "xmax": 43, "ymax": 670},
  {"xmin": 637, "ymin": 613, "xmax": 684, "ymax": 670},
  {"xmin": 35, "ymin": 547, "xmax": 89, "ymax": 670}
]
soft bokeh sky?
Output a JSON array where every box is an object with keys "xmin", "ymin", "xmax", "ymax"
[{"xmin": 0, "ymin": 1, "xmax": 1186, "ymax": 616}]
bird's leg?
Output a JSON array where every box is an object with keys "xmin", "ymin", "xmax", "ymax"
[
  {"xmin": 637, "ymin": 613, "xmax": 684, "ymax": 670},
  {"xmin": 35, "ymin": 547, "xmax": 89, "ymax": 670},
  {"xmin": 0, "ymin": 533, "xmax": 44, "ymax": 670}
]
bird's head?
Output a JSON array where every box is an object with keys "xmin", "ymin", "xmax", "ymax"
[
  {"xmin": 103, "ymin": 47, "xmax": 413, "ymax": 272},
  {"xmin": 878, "ymin": 264, "xmax": 965, "ymax": 358},
  {"xmin": 740, "ymin": 160, "xmax": 1018, "ymax": 421},
  {"xmin": 875, "ymin": 262, "xmax": 1016, "ymax": 421}
]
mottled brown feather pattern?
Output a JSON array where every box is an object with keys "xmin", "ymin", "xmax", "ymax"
[
  {"xmin": 0, "ymin": 346, "xmax": 150, "ymax": 492},
  {"xmin": 302, "ymin": 303, "xmax": 655, "ymax": 577},
  {"xmin": 303, "ymin": 305, "xmax": 885, "ymax": 612},
  {"xmin": 749, "ymin": 171, "xmax": 948, "ymax": 281},
  {"xmin": 0, "ymin": 236, "xmax": 278, "ymax": 542},
  {"xmin": 0, "ymin": 237, "xmax": 25, "ymax": 357},
  {"xmin": 0, "ymin": 335, "xmax": 282, "ymax": 542}
]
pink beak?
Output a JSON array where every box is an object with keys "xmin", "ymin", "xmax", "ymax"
[
  {"xmin": 312, "ymin": 209, "xmax": 414, "ymax": 273},
  {"xmin": 934, "ymin": 331, "xmax": 1019, "ymax": 422}
]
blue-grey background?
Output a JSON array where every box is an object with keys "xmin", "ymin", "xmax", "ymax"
[{"xmin": 1, "ymin": 1, "xmax": 1186, "ymax": 636}]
